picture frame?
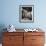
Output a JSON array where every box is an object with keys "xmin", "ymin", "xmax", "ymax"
[{"xmin": 19, "ymin": 5, "xmax": 34, "ymax": 23}]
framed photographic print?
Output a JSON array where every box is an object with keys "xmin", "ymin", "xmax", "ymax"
[{"xmin": 19, "ymin": 5, "xmax": 34, "ymax": 23}]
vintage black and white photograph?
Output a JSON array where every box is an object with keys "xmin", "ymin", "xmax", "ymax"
[{"xmin": 19, "ymin": 5, "xmax": 34, "ymax": 23}]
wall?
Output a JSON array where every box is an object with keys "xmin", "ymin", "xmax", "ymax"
[{"xmin": 0, "ymin": 0, "xmax": 46, "ymax": 29}]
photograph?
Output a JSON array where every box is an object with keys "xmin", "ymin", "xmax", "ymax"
[{"xmin": 19, "ymin": 5, "xmax": 34, "ymax": 23}]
